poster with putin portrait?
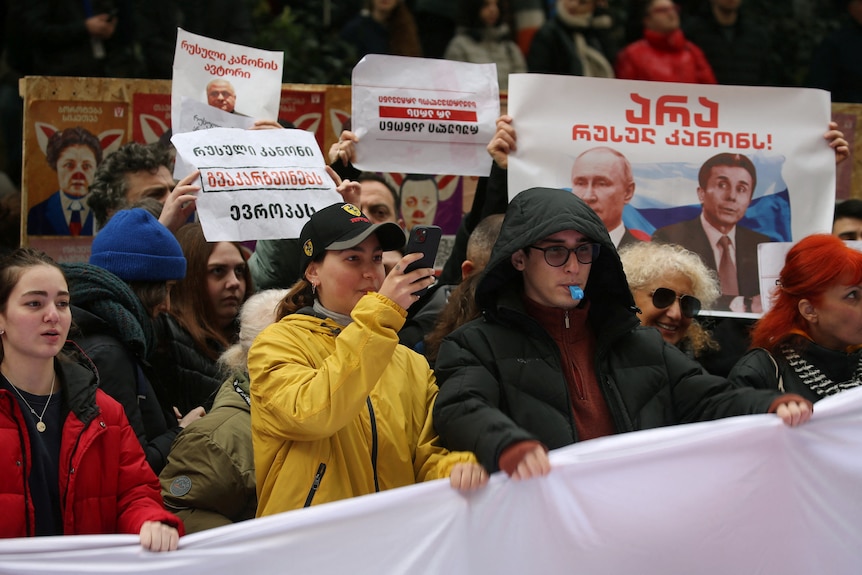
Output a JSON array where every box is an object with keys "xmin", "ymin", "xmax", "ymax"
[{"xmin": 507, "ymin": 74, "xmax": 835, "ymax": 317}]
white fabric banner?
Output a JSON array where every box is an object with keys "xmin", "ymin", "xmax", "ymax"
[
  {"xmin": 2, "ymin": 387, "xmax": 861, "ymax": 575},
  {"xmin": 171, "ymin": 127, "xmax": 341, "ymax": 241},
  {"xmin": 351, "ymin": 55, "xmax": 499, "ymax": 176}
]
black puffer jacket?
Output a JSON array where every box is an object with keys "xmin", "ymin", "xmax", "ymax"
[
  {"xmin": 151, "ymin": 314, "xmax": 224, "ymax": 414},
  {"xmin": 64, "ymin": 262, "xmax": 181, "ymax": 475},
  {"xmin": 69, "ymin": 306, "xmax": 180, "ymax": 474},
  {"xmin": 433, "ymin": 188, "xmax": 784, "ymax": 472}
]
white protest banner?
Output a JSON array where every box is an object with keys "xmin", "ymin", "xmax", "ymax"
[
  {"xmin": 508, "ymin": 74, "xmax": 834, "ymax": 316},
  {"xmin": 351, "ymin": 55, "xmax": 499, "ymax": 177},
  {"xmin": 2, "ymin": 387, "xmax": 862, "ymax": 575},
  {"xmin": 172, "ymin": 28, "xmax": 283, "ymax": 136},
  {"xmin": 171, "ymin": 128, "xmax": 341, "ymax": 242}
]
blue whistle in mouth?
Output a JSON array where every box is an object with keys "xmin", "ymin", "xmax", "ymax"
[{"xmin": 569, "ymin": 286, "xmax": 584, "ymax": 300}]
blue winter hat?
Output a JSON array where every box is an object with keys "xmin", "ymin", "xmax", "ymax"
[{"xmin": 89, "ymin": 208, "xmax": 187, "ymax": 281}]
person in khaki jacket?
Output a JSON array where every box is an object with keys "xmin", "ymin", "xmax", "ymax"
[
  {"xmin": 159, "ymin": 289, "xmax": 287, "ymax": 533},
  {"xmin": 249, "ymin": 203, "xmax": 487, "ymax": 516}
]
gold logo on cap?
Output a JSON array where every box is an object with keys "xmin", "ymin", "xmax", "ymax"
[
  {"xmin": 342, "ymin": 204, "xmax": 362, "ymax": 216},
  {"xmin": 303, "ymin": 239, "xmax": 314, "ymax": 256}
]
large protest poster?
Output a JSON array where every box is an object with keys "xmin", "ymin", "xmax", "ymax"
[
  {"xmin": 171, "ymin": 28, "xmax": 283, "ymax": 135},
  {"xmin": 171, "ymin": 128, "xmax": 341, "ymax": 241},
  {"xmin": 23, "ymin": 99, "xmax": 126, "ymax": 262},
  {"xmin": 508, "ymin": 74, "xmax": 834, "ymax": 316}
]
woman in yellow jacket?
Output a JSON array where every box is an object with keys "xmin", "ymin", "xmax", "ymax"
[{"xmin": 248, "ymin": 202, "xmax": 486, "ymax": 515}]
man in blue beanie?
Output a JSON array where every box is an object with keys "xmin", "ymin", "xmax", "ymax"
[
  {"xmin": 89, "ymin": 207, "xmax": 187, "ymax": 283},
  {"xmin": 63, "ymin": 208, "xmax": 204, "ymax": 474}
]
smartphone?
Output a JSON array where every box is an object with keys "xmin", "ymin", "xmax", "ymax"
[{"xmin": 402, "ymin": 225, "xmax": 442, "ymax": 295}]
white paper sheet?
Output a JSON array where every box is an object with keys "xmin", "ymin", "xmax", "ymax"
[{"xmin": 351, "ymin": 55, "xmax": 499, "ymax": 176}]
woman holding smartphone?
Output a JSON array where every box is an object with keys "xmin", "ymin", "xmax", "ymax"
[{"xmin": 248, "ymin": 203, "xmax": 486, "ymax": 516}]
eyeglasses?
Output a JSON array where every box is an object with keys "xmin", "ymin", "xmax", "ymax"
[
  {"xmin": 650, "ymin": 287, "xmax": 701, "ymax": 318},
  {"xmin": 527, "ymin": 243, "xmax": 600, "ymax": 267}
]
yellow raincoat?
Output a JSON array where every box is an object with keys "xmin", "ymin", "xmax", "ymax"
[{"xmin": 249, "ymin": 292, "xmax": 476, "ymax": 516}]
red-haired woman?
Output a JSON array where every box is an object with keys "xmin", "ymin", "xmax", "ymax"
[
  {"xmin": 729, "ymin": 234, "xmax": 862, "ymax": 403},
  {"xmin": 151, "ymin": 224, "xmax": 253, "ymax": 414}
]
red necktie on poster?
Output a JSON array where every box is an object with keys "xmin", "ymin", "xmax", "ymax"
[
  {"xmin": 717, "ymin": 235, "xmax": 739, "ymax": 296},
  {"xmin": 69, "ymin": 209, "xmax": 82, "ymax": 236}
]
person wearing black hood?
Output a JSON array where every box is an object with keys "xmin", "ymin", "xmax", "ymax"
[{"xmin": 432, "ymin": 187, "xmax": 812, "ymax": 480}]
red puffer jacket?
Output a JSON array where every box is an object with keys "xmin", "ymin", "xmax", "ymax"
[
  {"xmin": 615, "ymin": 28, "xmax": 716, "ymax": 84},
  {"xmin": 0, "ymin": 359, "xmax": 183, "ymax": 538}
]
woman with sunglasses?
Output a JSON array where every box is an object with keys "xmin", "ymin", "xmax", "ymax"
[
  {"xmin": 620, "ymin": 241, "xmax": 719, "ymax": 358},
  {"xmin": 728, "ymin": 234, "xmax": 862, "ymax": 404}
]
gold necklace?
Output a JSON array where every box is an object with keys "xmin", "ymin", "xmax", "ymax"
[{"xmin": 5, "ymin": 373, "xmax": 55, "ymax": 433}]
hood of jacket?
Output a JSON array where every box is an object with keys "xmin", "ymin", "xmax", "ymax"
[
  {"xmin": 56, "ymin": 356, "xmax": 100, "ymax": 426},
  {"xmin": 288, "ymin": 307, "xmax": 347, "ymax": 337},
  {"xmin": 476, "ymin": 187, "xmax": 637, "ymax": 333},
  {"xmin": 63, "ymin": 262, "xmax": 155, "ymax": 357}
]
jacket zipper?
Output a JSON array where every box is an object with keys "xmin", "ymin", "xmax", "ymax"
[
  {"xmin": 303, "ymin": 463, "xmax": 327, "ymax": 508},
  {"xmin": 562, "ymin": 310, "xmax": 585, "ymax": 399},
  {"xmin": 366, "ymin": 397, "xmax": 379, "ymax": 493}
]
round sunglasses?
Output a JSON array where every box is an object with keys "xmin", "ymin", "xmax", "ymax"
[{"xmin": 650, "ymin": 287, "xmax": 702, "ymax": 318}]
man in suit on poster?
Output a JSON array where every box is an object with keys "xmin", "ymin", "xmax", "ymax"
[{"xmin": 652, "ymin": 152, "xmax": 772, "ymax": 313}]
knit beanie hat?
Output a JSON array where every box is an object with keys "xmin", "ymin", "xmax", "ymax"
[{"xmin": 89, "ymin": 208, "xmax": 187, "ymax": 281}]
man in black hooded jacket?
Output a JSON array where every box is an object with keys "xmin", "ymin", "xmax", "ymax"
[{"xmin": 432, "ymin": 187, "xmax": 811, "ymax": 479}]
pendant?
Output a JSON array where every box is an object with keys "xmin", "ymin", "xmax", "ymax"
[{"xmin": 36, "ymin": 421, "xmax": 46, "ymax": 433}]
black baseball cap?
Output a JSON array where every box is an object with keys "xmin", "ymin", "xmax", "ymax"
[{"xmin": 299, "ymin": 203, "xmax": 406, "ymax": 274}]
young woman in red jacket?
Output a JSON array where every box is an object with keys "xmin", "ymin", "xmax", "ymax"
[{"xmin": 0, "ymin": 248, "xmax": 183, "ymax": 551}]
